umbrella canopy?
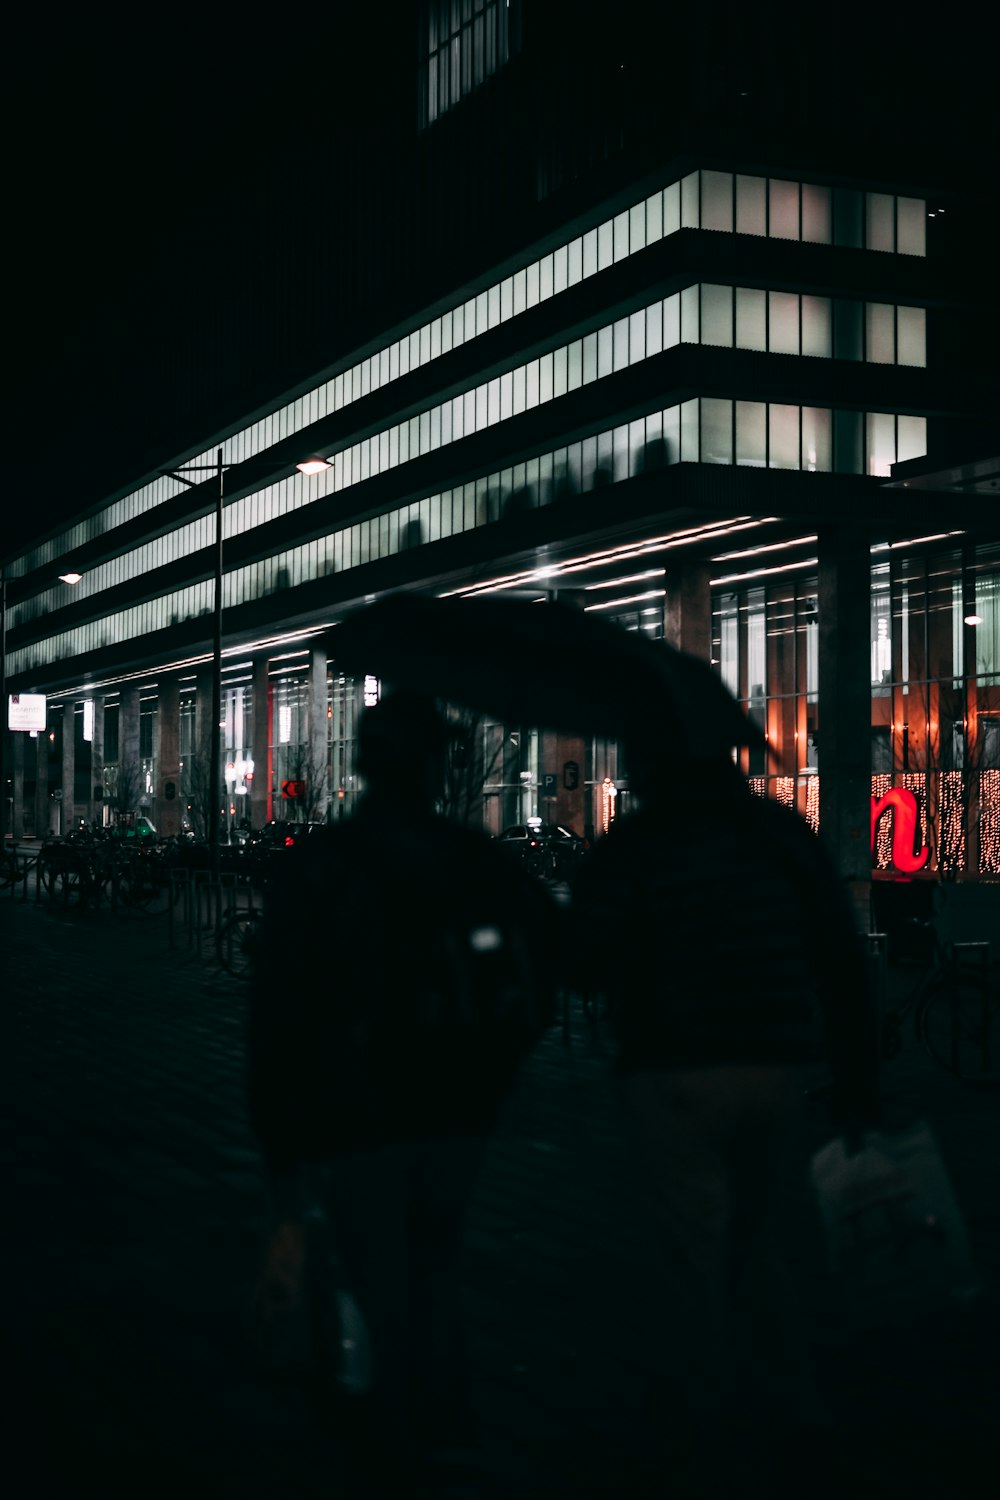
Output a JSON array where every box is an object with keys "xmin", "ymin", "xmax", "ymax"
[{"xmin": 331, "ymin": 592, "xmax": 765, "ymax": 762}]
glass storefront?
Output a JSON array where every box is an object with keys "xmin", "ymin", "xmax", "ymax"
[{"xmin": 711, "ymin": 540, "xmax": 1000, "ymax": 878}]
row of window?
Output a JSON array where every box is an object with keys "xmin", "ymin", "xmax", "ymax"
[
  {"xmin": 9, "ymin": 170, "xmax": 926, "ymax": 580},
  {"xmin": 697, "ymin": 285, "xmax": 925, "ymax": 366},
  {"xmin": 7, "ymin": 399, "xmax": 926, "ymax": 678},
  {"xmin": 696, "ymin": 171, "xmax": 925, "ymax": 256},
  {"xmin": 12, "ymin": 282, "xmax": 929, "ymax": 627},
  {"xmin": 870, "ymin": 556, "xmax": 1000, "ymax": 690},
  {"xmin": 715, "ymin": 556, "xmax": 1000, "ymax": 714},
  {"xmin": 421, "ymin": 0, "xmax": 516, "ymax": 126}
]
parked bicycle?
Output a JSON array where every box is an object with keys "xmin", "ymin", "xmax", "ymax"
[
  {"xmin": 881, "ymin": 919, "xmax": 997, "ymax": 1081},
  {"xmin": 216, "ymin": 904, "xmax": 262, "ymax": 980},
  {"xmin": 0, "ymin": 845, "xmax": 27, "ymax": 892},
  {"xmin": 111, "ymin": 844, "xmax": 174, "ymax": 913},
  {"xmin": 34, "ymin": 833, "xmax": 175, "ymax": 914}
]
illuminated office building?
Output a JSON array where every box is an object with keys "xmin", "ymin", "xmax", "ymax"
[{"xmin": 2, "ymin": 3, "xmax": 997, "ymax": 890}]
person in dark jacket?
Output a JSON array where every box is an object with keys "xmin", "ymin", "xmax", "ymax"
[
  {"xmin": 567, "ymin": 749, "xmax": 879, "ymax": 1497},
  {"xmin": 248, "ymin": 691, "xmax": 558, "ymax": 1497}
]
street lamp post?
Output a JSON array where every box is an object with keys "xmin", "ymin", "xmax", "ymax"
[
  {"xmin": 160, "ymin": 449, "xmax": 333, "ymax": 884},
  {"xmin": 160, "ymin": 449, "xmax": 227, "ymax": 883}
]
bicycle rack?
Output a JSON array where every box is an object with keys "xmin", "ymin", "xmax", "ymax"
[
  {"xmin": 168, "ymin": 864, "xmax": 260, "ymax": 960},
  {"xmin": 2, "ymin": 848, "xmax": 38, "ymax": 902},
  {"xmin": 177, "ymin": 872, "xmax": 248, "ymax": 957},
  {"xmin": 168, "ymin": 868, "xmax": 191, "ymax": 948}
]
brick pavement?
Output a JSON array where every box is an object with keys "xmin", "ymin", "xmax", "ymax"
[{"xmin": 2, "ymin": 874, "xmax": 998, "ymax": 1498}]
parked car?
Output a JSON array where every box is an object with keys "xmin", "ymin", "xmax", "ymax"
[
  {"xmin": 248, "ymin": 820, "xmax": 327, "ymax": 858},
  {"xmin": 496, "ymin": 819, "xmax": 589, "ymax": 881}
]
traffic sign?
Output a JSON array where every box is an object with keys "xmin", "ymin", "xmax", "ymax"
[
  {"xmin": 281, "ymin": 779, "xmax": 306, "ymax": 799},
  {"xmin": 542, "ymin": 773, "xmax": 557, "ymax": 797}
]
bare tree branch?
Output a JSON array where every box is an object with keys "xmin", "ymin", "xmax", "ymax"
[{"xmin": 439, "ymin": 706, "xmax": 504, "ymax": 828}]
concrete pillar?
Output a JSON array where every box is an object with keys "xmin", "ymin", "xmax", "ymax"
[
  {"xmin": 157, "ymin": 679, "xmax": 181, "ymax": 836},
  {"xmin": 118, "ymin": 685, "xmax": 141, "ymax": 823},
  {"xmin": 818, "ymin": 524, "xmax": 872, "ymax": 929},
  {"xmin": 664, "ymin": 561, "xmax": 712, "ymax": 658},
  {"xmin": 191, "ymin": 668, "xmax": 216, "ymax": 839},
  {"xmin": 308, "ymin": 646, "xmax": 329, "ymax": 822},
  {"xmin": 90, "ymin": 697, "xmax": 105, "ymax": 828},
  {"xmin": 194, "ymin": 670, "xmax": 214, "ymax": 761},
  {"xmin": 35, "ymin": 728, "xmax": 49, "ymax": 837},
  {"xmin": 250, "ymin": 657, "xmax": 270, "ymax": 829},
  {"xmin": 61, "ymin": 703, "xmax": 76, "ymax": 832},
  {"xmin": 10, "ymin": 727, "xmax": 24, "ymax": 838}
]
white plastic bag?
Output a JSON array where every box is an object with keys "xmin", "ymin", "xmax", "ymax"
[{"xmin": 810, "ymin": 1120, "xmax": 981, "ymax": 1328}]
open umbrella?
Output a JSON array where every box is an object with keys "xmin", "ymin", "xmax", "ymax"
[{"xmin": 331, "ymin": 592, "xmax": 765, "ymax": 762}]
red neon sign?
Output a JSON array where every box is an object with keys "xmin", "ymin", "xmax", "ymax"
[{"xmin": 870, "ymin": 787, "xmax": 930, "ymax": 873}]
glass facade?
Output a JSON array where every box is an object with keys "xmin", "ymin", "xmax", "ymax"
[
  {"xmin": 7, "ymin": 399, "xmax": 926, "ymax": 678},
  {"xmin": 7, "ymin": 172, "xmax": 926, "ymax": 583},
  {"xmin": 713, "ymin": 541, "xmax": 1000, "ymax": 877},
  {"xmin": 8, "ymin": 125, "xmax": 976, "ymax": 883}
]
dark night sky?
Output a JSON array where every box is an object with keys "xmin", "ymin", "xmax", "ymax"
[
  {"xmin": 6, "ymin": 8, "xmax": 997, "ymax": 561},
  {"xmin": 6, "ymin": 9, "xmax": 406, "ymax": 557}
]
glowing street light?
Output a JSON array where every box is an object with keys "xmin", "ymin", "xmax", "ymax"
[{"xmin": 159, "ymin": 449, "xmax": 330, "ymax": 880}]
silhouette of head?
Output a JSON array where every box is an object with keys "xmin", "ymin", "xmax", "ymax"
[{"xmin": 357, "ymin": 691, "xmax": 450, "ymax": 807}]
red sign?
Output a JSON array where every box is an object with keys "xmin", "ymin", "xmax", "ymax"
[
  {"xmin": 281, "ymin": 779, "xmax": 306, "ymax": 800},
  {"xmin": 870, "ymin": 788, "xmax": 930, "ymax": 874}
]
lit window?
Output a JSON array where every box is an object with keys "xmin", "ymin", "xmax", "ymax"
[{"xmin": 421, "ymin": 0, "xmax": 519, "ymax": 127}]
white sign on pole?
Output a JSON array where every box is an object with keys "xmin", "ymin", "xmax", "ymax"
[
  {"xmin": 83, "ymin": 699, "xmax": 95, "ymax": 742},
  {"xmin": 8, "ymin": 693, "xmax": 46, "ymax": 732}
]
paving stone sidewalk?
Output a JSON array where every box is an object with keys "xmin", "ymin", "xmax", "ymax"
[{"xmin": 2, "ymin": 884, "xmax": 998, "ymax": 1498}]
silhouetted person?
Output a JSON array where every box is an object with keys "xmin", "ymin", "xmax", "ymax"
[
  {"xmin": 567, "ymin": 746, "xmax": 879, "ymax": 1498},
  {"xmin": 248, "ymin": 692, "xmax": 558, "ymax": 1498}
]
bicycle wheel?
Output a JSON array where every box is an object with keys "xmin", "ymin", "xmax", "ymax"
[
  {"xmin": 217, "ymin": 910, "xmax": 261, "ymax": 979},
  {"xmin": 37, "ymin": 851, "xmax": 58, "ymax": 895},
  {"xmin": 56, "ymin": 864, "xmax": 86, "ymax": 904},
  {"xmin": 117, "ymin": 862, "xmax": 167, "ymax": 912},
  {"xmin": 919, "ymin": 973, "xmax": 999, "ymax": 1079}
]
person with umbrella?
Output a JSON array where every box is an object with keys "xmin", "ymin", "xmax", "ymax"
[
  {"xmin": 246, "ymin": 689, "xmax": 559, "ymax": 1498},
  {"xmin": 566, "ymin": 729, "xmax": 880, "ymax": 1497}
]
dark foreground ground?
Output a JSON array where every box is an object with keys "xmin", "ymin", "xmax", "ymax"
[{"xmin": 2, "ymin": 880, "xmax": 997, "ymax": 1498}]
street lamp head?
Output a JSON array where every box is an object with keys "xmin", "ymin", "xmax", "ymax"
[
  {"xmin": 296, "ymin": 456, "xmax": 332, "ymax": 476},
  {"xmin": 59, "ymin": 573, "xmax": 83, "ymax": 585}
]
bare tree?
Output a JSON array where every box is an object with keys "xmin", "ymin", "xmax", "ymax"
[
  {"xmin": 184, "ymin": 752, "xmax": 215, "ymax": 840},
  {"xmin": 439, "ymin": 707, "xmax": 505, "ymax": 829},
  {"xmin": 289, "ymin": 743, "xmax": 331, "ymax": 824},
  {"xmin": 109, "ymin": 759, "xmax": 142, "ymax": 827}
]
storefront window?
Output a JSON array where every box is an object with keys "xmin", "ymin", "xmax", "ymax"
[{"xmin": 222, "ymin": 681, "xmax": 253, "ymax": 838}]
